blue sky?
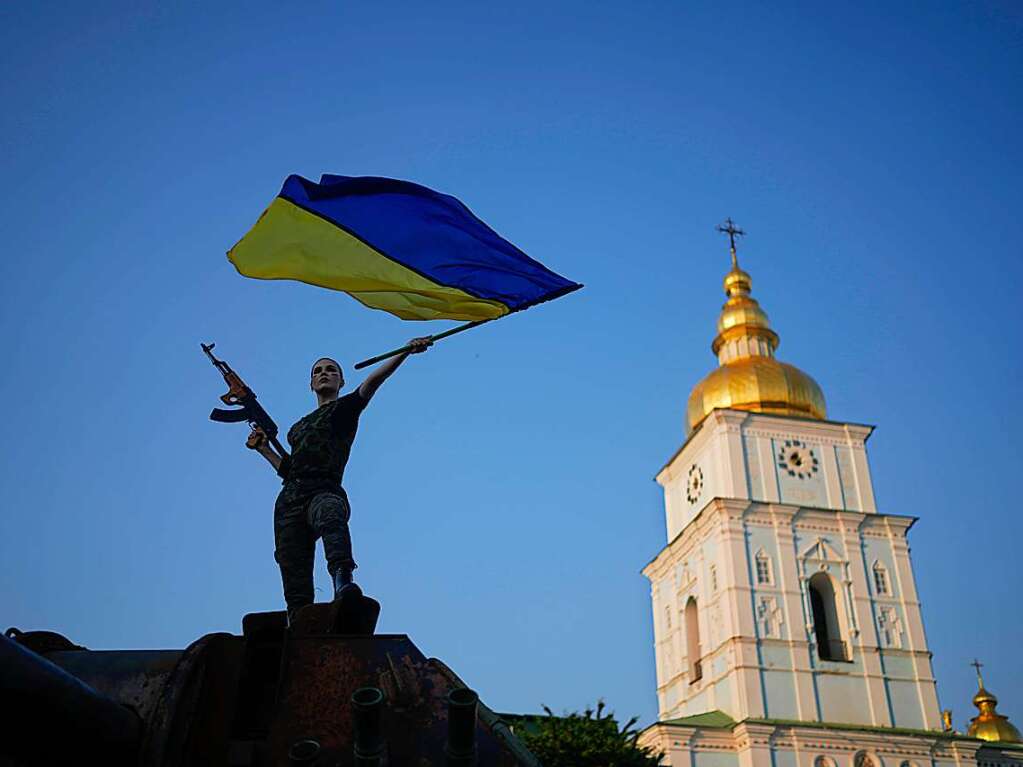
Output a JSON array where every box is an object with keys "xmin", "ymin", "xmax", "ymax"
[{"xmin": 1, "ymin": 0, "xmax": 1020, "ymax": 729}]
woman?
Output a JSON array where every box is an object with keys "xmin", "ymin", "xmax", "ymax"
[{"xmin": 248, "ymin": 337, "xmax": 432, "ymax": 623}]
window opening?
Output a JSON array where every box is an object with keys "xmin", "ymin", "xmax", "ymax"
[
  {"xmin": 808, "ymin": 572, "xmax": 849, "ymax": 661},
  {"xmin": 873, "ymin": 562, "xmax": 890, "ymax": 595},
  {"xmin": 684, "ymin": 597, "xmax": 702, "ymax": 683},
  {"xmin": 755, "ymin": 551, "xmax": 772, "ymax": 585}
]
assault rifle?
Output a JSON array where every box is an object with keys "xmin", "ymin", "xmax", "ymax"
[{"xmin": 201, "ymin": 343, "xmax": 289, "ymax": 458}]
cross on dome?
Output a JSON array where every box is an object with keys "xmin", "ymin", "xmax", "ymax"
[
  {"xmin": 972, "ymin": 659, "xmax": 985, "ymax": 686},
  {"xmin": 716, "ymin": 217, "xmax": 746, "ymax": 268}
]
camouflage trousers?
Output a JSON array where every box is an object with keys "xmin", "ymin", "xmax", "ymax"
[{"xmin": 273, "ymin": 486, "xmax": 356, "ymax": 613}]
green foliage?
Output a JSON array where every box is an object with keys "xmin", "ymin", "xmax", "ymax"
[{"xmin": 517, "ymin": 700, "xmax": 663, "ymax": 767}]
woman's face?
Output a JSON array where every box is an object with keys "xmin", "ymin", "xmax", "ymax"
[{"xmin": 310, "ymin": 358, "xmax": 343, "ymax": 395}]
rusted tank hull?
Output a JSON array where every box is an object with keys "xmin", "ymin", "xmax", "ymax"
[
  {"xmin": 0, "ymin": 634, "xmax": 143, "ymax": 766},
  {"xmin": 266, "ymin": 634, "xmax": 520, "ymax": 765},
  {"xmin": 3, "ymin": 603, "xmax": 539, "ymax": 766}
]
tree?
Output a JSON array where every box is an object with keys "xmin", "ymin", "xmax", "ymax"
[{"xmin": 516, "ymin": 700, "xmax": 663, "ymax": 767}]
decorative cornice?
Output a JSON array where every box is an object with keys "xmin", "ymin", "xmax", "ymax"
[
  {"xmin": 645, "ymin": 500, "xmax": 917, "ymax": 578},
  {"xmin": 643, "ymin": 717, "xmax": 978, "ymax": 745}
]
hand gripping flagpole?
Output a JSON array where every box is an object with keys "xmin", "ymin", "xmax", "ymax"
[{"xmin": 353, "ymin": 319, "xmax": 492, "ymax": 370}]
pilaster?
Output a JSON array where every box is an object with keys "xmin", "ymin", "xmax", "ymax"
[
  {"xmin": 769, "ymin": 505, "xmax": 818, "ymax": 721},
  {"xmin": 844, "ymin": 424, "xmax": 878, "ymax": 512},
  {"xmin": 838, "ymin": 512, "xmax": 892, "ymax": 727},
  {"xmin": 719, "ymin": 411, "xmax": 749, "ymax": 498},
  {"xmin": 735, "ymin": 722, "xmax": 777, "ymax": 767}
]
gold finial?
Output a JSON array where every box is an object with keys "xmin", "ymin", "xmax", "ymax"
[
  {"xmin": 942, "ymin": 709, "xmax": 954, "ymax": 732},
  {"xmin": 716, "ymin": 217, "xmax": 745, "ymax": 269},
  {"xmin": 966, "ymin": 659, "xmax": 1022, "ymax": 743}
]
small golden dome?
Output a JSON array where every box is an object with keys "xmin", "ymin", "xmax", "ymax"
[
  {"xmin": 970, "ymin": 718, "xmax": 1023, "ymax": 744},
  {"xmin": 967, "ymin": 664, "xmax": 1022, "ymax": 743},
  {"xmin": 686, "ymin": 232, "xmax": 826, "ymax": 434},
  {"xmin": 973, "ymin": 687, "xmax": 998, "ymax": 707},
  {"xmin": 722, "ymin": 265, "xmax": 752, "ymax": 296}
]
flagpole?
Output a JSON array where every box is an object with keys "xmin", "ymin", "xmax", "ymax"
[{"xmin": 353, "ymin": 318, "xmax": 493, "ymax": 370}]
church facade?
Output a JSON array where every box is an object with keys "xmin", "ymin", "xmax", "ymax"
[{"xmin": 638, "ymin": 225, "xmax": 1021, "ymax": 767}]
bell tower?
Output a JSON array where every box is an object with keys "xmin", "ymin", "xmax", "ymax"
[{"xmin": 643, "ymin": 223, "xmax": 942, "ymax": 730}]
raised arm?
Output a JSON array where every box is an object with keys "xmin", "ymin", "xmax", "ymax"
[{"xmin": 357, "ymin": 336, "xmax": 432, "ymax": 402}]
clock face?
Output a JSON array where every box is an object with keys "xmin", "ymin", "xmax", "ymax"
[
  {"xmin": 777, "ymin": 439, "xmax": 819, "ymax": 480},
  {"xmin": 686, "ymin": 464, "xmax": 704, "ymax": 504}
]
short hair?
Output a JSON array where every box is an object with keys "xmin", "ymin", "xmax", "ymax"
[{"xmin": 310, "ymin": 357, "xmax": 343, "ymax": 378}]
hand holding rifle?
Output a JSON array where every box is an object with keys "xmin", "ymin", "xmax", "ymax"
[{"xmin": 246, "ymin": 425, "xmax": 285, "ymax": 472}]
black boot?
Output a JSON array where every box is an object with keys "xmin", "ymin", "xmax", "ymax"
[{"xmin": 333, "ymin": 568, "xmax": 360, "ymax": 599}]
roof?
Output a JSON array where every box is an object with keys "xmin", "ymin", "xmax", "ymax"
[{"xmin": 661, "ymin": 711, "xmax": 737, "ymax": 728}]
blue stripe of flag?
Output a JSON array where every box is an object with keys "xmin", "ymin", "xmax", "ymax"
[{"xmin": 277, "ymin": 174, "xmax": 581, "ymax": 311}]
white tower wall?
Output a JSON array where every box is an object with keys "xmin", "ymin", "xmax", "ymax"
[{"xmin": 644, "ymin": 409, "xmax": 940, "ymax": 731}]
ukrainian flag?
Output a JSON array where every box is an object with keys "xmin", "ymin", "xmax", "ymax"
[{"xmin": 228, "ymin": 174, "xmax": 582, "ymax": 321}]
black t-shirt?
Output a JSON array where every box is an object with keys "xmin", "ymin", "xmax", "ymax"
[{"xmin": 278, "ymin": 390, "xmax": 368, "ymax": 489}]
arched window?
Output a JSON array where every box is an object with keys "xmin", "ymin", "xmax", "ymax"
[
  {"xmin": 814, "ymin": 757, "xmax": 836, "ymax": 767},
  {"xmin": 872, "ymin": 561, "xmax": 890, "ymax": 595},
  {"xmin": 808, "ymin": 572, "xmax": 849, "ymax": 661},
  {"xmin": 684, "ymin": 597, "xmax": 702, "ymax": 683},
  {"xmin": 755, "ymin": 550, "xmax": 773, "ymax": 585},
  {"xmin": 854, "ymin": 752, "xmax": 879, "ymax": 767}
]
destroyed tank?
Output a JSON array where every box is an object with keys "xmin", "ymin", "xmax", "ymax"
[{"xmin": 1, "ymin": 597, "xmax": 540, "ymax": 766}]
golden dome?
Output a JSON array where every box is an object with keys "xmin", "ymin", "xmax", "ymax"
[
  {"xmin": 967, "ymin": 664, "xmax": 1022, "ymax": 743},
  {"xmin": 686, "ymin": 234, "xmax": 826, "ymax": 434},
  {"xmin": 688, "ymin": 357, "xmax": 827, "ymax": 430}
]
